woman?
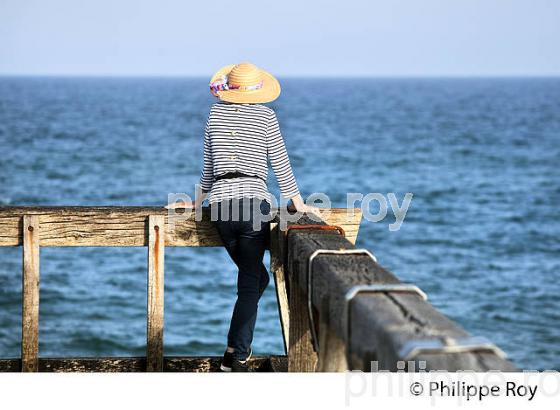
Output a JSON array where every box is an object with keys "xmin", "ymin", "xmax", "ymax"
[{"xmin": 172, "ymin": 62, "xmax": 319, "ymax": 372}]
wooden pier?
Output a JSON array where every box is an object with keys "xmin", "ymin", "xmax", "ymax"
[{"xmin": 0, "ymin": 206, "xmax": 515, "ymax": 372}]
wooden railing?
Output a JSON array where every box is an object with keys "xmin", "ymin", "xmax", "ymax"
[
  {"xmin": 0, "ymin": 206, "xmax": 515, "ymax": 372},
  {"xmin": 0, "ymin": 206, "xmax": 359, "ymax": 372}
]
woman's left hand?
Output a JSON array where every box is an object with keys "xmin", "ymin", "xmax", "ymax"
[{"xmin": 165, "ymin": 200, "xmax": 195, "ymax": 209}]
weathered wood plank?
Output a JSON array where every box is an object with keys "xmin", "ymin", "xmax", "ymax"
[
  {"xmin": 284, "ymin": 218, "xmax": 516, "ymax": 372},
  {"xmin": 0, "ymin": 207, "xmax": 361, "ymax": 247},
  {"xmin": 283, "ymin": 215, "xmax": 321, "ymax": 371},
  {"xmin": 348, "ymin": 292, "xmax": 517, "ymax": 371},
  {"xmin": 0, "ymin": 356, "xmax": 287, "ymax": 372},
  {"xmin": 273, "ymin": 209, "xmax": 362, "ymax": 367},
  {"xmin": 287, "ymin": 283, "xmax": 318, "ymax": 371},
  {"xmin": 268, "ymin": 355, "xmax": 289, "ymax": 372},
  {"xmin": 147, "ymin": 215, "xmax": 165, "ymax": 372},
  {"xmin": 270, "ymin": 222, "xmax": 289, "ymax": 354},
  {"xmin": 21, "ymin": 215, "xmax": 40, "ymax": 372}
]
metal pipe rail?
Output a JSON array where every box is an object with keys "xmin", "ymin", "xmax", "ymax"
[{"xmin": 277, "ymin": 214, "xmax": 516, "ymax": 372}]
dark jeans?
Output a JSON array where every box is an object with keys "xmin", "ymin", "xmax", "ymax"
[{"xmin": 211, "ymin": 197, "xmax": 271, "ymax": 361}]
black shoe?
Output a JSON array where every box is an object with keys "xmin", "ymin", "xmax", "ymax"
[
  {"xmin": 220, "ymin": 347, "xmax": 252, "ymax": 372},
  {"xmin": 231, "ymin": 359, "xmax": 249, "ymax": 372},
  {"xmin": 220, "ymin": 351, "xmax": 234, "ymax": 372}
]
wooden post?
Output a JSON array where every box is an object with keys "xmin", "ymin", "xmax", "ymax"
[
  {"xmin": 287, "ymin": 277, "xmax": 317, "ymax": 371},
  {"xmin": 22, "ymin": 215, "xmax": 40, "ymax": 372},
  {"xmin": 269, "ymin": 222, "xmax": 289, "ymax": 354},
  {"xmin": 284, "ymin": 217, "xmax": 319, "ymax": 372},
  {"xmin": 147, "ymin": 215, "xmax": 165, "ymax": 372}
]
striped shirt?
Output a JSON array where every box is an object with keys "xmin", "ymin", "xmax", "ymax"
[{"xmin": 199, "ymin": 101, "xmax": 300, "ymax": 204}]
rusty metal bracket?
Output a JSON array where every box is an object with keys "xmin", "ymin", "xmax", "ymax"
[
  {"xmin": 307, "ymin": 249, "xmax": 378, "ymax": 352},
  {"xmin": 398, "ymin": 336, "xmax": 508, "ymax": 360}
]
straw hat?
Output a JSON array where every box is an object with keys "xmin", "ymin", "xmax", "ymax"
[{"xmin": 209, "ymin": 62, "xmax": 281, "ymax": 104}]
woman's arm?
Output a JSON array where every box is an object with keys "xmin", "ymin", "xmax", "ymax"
[
  {"xmin": 199, "ymin": 118, "xmax": 214, "ymax": 193},
  {"xmin": 267, "ymin": 110, "xmax": 320, "ymax": 217}
]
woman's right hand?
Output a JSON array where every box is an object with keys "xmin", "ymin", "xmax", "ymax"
[
  {"xmin": 290, "ymin": 194, "xmax": 322, "ymax": 218},
  {"xmin": 297, "ymin": 204, "xmax": 322, "ymax": 218}
]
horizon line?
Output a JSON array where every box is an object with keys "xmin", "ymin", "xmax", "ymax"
[{"xmin": 0, "ymin": 73, "xmax": 559, "ymax": 80}]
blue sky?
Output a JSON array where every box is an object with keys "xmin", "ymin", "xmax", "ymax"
[{"xmin": 1, "ymin": 0, "xmax": 559, "ymax": 76}]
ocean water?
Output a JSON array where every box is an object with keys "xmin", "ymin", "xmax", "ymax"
[{"xmin": 0, "ymin": 77, "xmax": 559, "ymax": 370}]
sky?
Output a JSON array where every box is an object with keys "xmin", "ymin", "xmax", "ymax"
[{"xmin": 1, "ymin": 0, "xmax": 559, "ymax": 77}]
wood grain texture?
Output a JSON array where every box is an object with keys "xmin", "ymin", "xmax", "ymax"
[
  {"xmin": 0, "ymin": 207, "xmax": 361, "ymax": 247},
  {"xmin": 21, "ymin": 215, "xmax": 40, "ymax": 372},
  {"xmin": 287, "ymin": 282, "xmax": 318, "ymax": 372},
  {"xmin": 275, "ymin": 209, "xmax": 362, "ymax": 368},
  {"xmin": 147, "ymin": 215, "xmax": 164, "ymax": 372},
  {"xmin": 270, "ymin": 222, "xmax": 289, "ymax": 354},
  {"xmin": 0, "ymin": 356, "xmax": 287, "ymax": 372}
]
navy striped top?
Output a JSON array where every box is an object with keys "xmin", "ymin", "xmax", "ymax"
[{"xmin": 199, "ymin": 102, "xmax": 300, "ymax": 204}]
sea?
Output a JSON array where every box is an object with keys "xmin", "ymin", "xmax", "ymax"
[{"xmin": 0, "ymin": 77, "xmax": 559, "ymax": 370}]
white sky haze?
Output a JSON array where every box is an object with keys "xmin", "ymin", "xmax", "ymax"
[{"xmin": 1, "ymin": 0, "xmax": 559, "ymax": 76}]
